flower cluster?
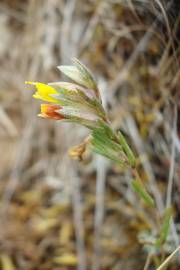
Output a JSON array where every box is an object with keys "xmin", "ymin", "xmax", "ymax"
[
  {"xmin": 26, "ymin": 59, "xmax": 106, "ymax": 129},
  {"xmin": 26, "ymin": 59, "xmax": 135, "ymax": 165}
]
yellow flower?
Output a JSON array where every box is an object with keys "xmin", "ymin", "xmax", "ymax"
[{"xmin": 25, "ymin": 81, "xmax": 59, "ymax": 103}]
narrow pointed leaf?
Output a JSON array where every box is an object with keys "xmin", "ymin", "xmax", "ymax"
[
  {"xmin": 72, "ymin": 58, "xmax": 97, "ymax": 91},
  {"xmin": 131, "ymin": 179, "xmax": 155, "ymax": 207},
  {"xmin": 58, "ymin": 60, "xmax": 98, "ymax": 92},
  {"xmin": 118, "ymin": 131, "xmax": 136, "ymax": 166},
  {"xmin": 155, "ymin": 207, "xmax": 173, "ymax": 247},
  {"xmin": 57, "ymin": 66, "xmax": 84, "ymax": 85}
]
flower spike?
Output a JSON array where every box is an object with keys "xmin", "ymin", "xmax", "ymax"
[{"xmin": 25, "ymin": 59, "xmax": 135, "ymax": 167}]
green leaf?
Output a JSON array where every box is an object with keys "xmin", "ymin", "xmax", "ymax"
[
  {"xmin": 64, "ymin": 116, "xmax": 99, "ymax": 129},
  {"xmin": 57, "ymin": 65, "xmax": 84, "ymax": 85},
  {"xmin": 92, "ymin": 130, "xmax": 122, "ymax": 152},
  {"xmin": 91, "ymin": 144, "xmax": 125, "ymax": 165},
  {"xmin": 72, "ymin": 58, "xmax": 97, "ymax": 91},
  {"xmin": 118, "ymin": 131, "xmax": 136, "ymax": 166},
  {"xmin": 155, "ymin": 207, "xmax": 173, "ymax": 247},
  {"xmin": 59, "ymin": 107, "xmax": 98, "ymax": 122},
  {"xmin": 58, "ymin": 59, "xmax": 97, "ymax": 91},
  {"xmin": 91, "ymin": 121, "xmax": 127, "ymax": 164},
  {"xmin": 95, "ymin": 120, "xmax": 117, "ymax": 140},
  {"xmin": 131, "ymin": 179, "xmax": 155, "ymax": 207}
]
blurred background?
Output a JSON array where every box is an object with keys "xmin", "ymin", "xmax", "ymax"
[{"xmin": 0, "ymin": 0, "xmax": 179, "ymax": 269}]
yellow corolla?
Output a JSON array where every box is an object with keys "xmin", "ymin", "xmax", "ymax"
[{"xmin": 25, "ymin": 81, "xmax": 59, "ymax": 103}]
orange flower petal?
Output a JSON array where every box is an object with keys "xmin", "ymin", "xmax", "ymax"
[{"xmin": 40, "ymin": 104, "xmax": 64, "ymax": 120}]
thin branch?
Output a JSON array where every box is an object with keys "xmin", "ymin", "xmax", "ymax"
[
  {"xmin": 166, "ymin": 106, "xmax": 179, "ymax": 247},
  {"xmin": 126, "ymin": 115, "xmax": 164, "ymax": 212},
  {"xmin": 156, "ymin": 245, "xmax": 180, "ymax": 270},
  {"xmin": 143, "ymin": 252, "xmax": 153, "ymax": 270},
  {"xmin": 92, "ymin": 156, "xmax": 107, "ymax": 270},
  {"xmin": 166, "ymin": 106, "xmax": 177, "ymax": 208},
  {"xmin": 71, "ymin": 164, "xmax": 87, "ymax": 270}
]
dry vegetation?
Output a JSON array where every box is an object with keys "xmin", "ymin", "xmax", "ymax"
[{"xmin": 0, "ymin": 0, "xmax": 179, "ymax": 269}]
